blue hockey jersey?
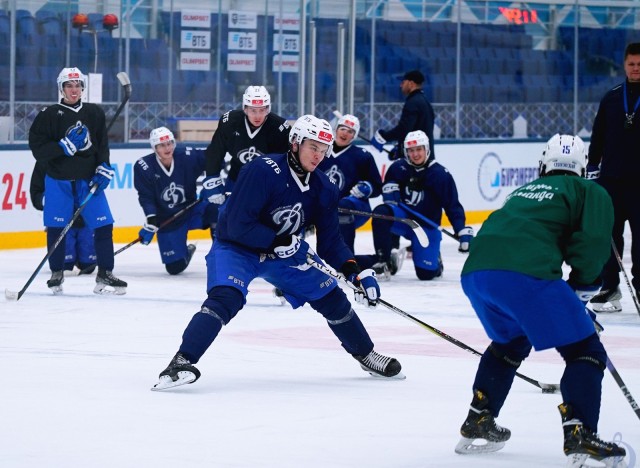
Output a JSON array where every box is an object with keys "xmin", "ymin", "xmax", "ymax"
[
  {"xmin": 318, "ymin": 144, "xmax": 382, "ymax": 198},
  {"xmin": 134, "ymin": 146, "xmax": 205, "ymax": 229},
  {"xmin": 384, "ymin": 159, "xmax": 467, "ymax": 233},
  {"xmin": 216, "ymin": 153, "xmax": 354, "ymax": 270}
]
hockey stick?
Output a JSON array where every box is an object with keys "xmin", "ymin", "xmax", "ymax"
[
  {"xmin": 400, "ymin": 203, "xmax": 458, "ymax": 240},
  {"xmin": 606, "ymin": 357, "xmax": 640, "ymax": 421},
  {"xmin": 338, "ymin": 206, "xmax": 429, "ymax": 248},
  {"xmin": 610, "ymin": 240, "xmax": 640, "ymax": 317},
  {"xmin": 5, "ymin": 186, "xmax": 98, "ymax": 301},
  {"xmin": 77, "ymin": 198, "xmax": 203, "ymax": 275},
  {"xmin": 106, "ymin": 72, "xmax": 132, "ymax": 133},
  {"xmin": 306, "ymin": 255, "xmax": 560, "ymax": 394},
  {"xmin": 332, "ymin": 110, "xmax": 395, "ymax": 158}
]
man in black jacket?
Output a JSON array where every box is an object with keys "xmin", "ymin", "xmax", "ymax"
[
  {"xmin": 371, "ymin": 70, "xmax": 435, "ymax": 161},
  {"xmin": 587, "ymin": 42, "xmax": 640, "ymax": 313}
]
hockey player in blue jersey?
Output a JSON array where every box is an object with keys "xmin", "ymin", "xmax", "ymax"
[
  {"xmin": 28, "ymin": 67, "xmax": 126, "ymax": 295},
  {"xmin": 318, "ymin": 114, "xmax": 382, "ymax": 252},
  {"xmin": 134, "ymin": 127, "xmax": 216, "ymax": 275},
  {"xmin": 355, "ymin": 130, "xmax": 473, "ymax": 280},
  {"xmin": 153, "ymin": 115, "xmax": 403, "ymax": 391}
]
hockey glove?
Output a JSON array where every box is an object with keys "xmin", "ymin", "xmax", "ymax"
[
  {"xmin": 89, "ymin": 162, "xmax": 114, "ymax": 193},
  {"xmin": 271, "ymin": 234, "xmax": 310, "ymax": 265},
  {"xmin": 139, "ymin": 216, "xmax": 158, "ymax": 245},
  {"xmin": 350, "ymin": 181, "xmax": 373, "ymax": 199},
  {"xmin": 382, "ymin": 182, "xmax": 400, "ymax": 205},
  {"xmin": 371, "ymin": 130, "xmax": 386, "ymax": 152},
  {"xmin": 388, "ymin": 144, "xmax": 402, "ymax": 161},
  {"xmin": 58, "ymin": 121, "xmax": 91, "ymax": 157},
  {"xmin": 456, "ymin": 226, "xmax": 474, "ymax": 253},
  {"xmin": 201, "ymin": 175, "xmax": 226, "ymax": 205},
  {"xmin": 585, "ymin": 164, "xmax": 600, "ymax": 180},
  {"xmin": 353, "ymin": 269, "xmax": 380, "ymax": 308},
  {"xmin": 567, "ymin": 279, "xmax": 601, "ymax": 306}
]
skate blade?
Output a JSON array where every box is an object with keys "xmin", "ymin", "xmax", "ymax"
[
  {"xmin": 454, "ymin": 436, "xmax": 505, "ymax": 455},
  {"xmin": 361, "ymin": 366, "xmax": 406, "ymax": 380},
  {"xmin": 49, "ymin": 286, "xmax": 63, "ymax": 295},
  {"xmin": 591, "ymin": 301, "xmax": 622, "ymax": 313},
  {"xmin": 151, "ymin": 372, "xmax": 197, "ymax": 391},
  {"xmin": 566, "ymin": 453, "xmax": 628, "ymax": 468},
  {"xmin": 93, "ymin": 284, "xmax": 127, "ymax": 296}
]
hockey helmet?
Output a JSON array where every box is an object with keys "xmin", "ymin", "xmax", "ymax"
[
  {"xmin": 149, "ymin": 127, "xmax": 175, "ymax": 149},
  {"xmin": 539, "ymin": 134, "xmax": 586, "ymax": 177},
  {"xmin": 57, "ymin": 67, "xmax": 86, "ymax": 95},
  {"xmin": 243, "ymin": 86, "xmax": 271, "ymax": 111},
  {"xmin": 336, "ymin": 114, "xmax": 360, "ymax": 139},
  {"xmin": 404, "ymin": 130, "xmax": 430, "ymax": 157},
  {"xmin": 289, "ymin": 115, "xmax": 334, "ymax": 148}
]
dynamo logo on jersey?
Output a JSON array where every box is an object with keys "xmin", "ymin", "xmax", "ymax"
[
  {"xmin": 238, "ymin": 146, "xmax": 263, "ymax": 165},
  {"xmin": 403, "ymin": 186, "xmax": 423, "ymax": 207},
  {"xmin": 162, "ymin": 182, "xmax": 186, "ymax": 209},
  {"xmin": 272, "ymin": 202, "xmax": 304, "ymax": 236},
  {"xmin": 477, "ymin": 152, "xmax": 538, "ymax": 202},
  {"xmin": 324, "ymin": 164, "xmax": 345, "ymax": 190}
]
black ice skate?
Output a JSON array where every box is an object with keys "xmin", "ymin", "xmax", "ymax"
[
  {"xmin": 47, "ymin": 270, "xmax": 64, "ymax": 294},
  {"xmin": 152, "ymin": 352, "xmax": 201, "ymax": 391},
  {"xmin": 455, "ymin": 389, "xmax": 511, "ymax": 455},
  {"xmin": 590, "ymin": 286, "xmax": 622, "ymax": 313},
  {"xmin": 559, "ymin": 403, "xmax": 627, "ymax": 468},
  {"xmin": 186, "ymin": 244, "xmax": 196, "ymax": 265},
  {"xmin": 354, "ymin": 350, "xmax": 404, "ymax": 379},
  {"xmin": 273, "ymin": 287, "xmax": 286, "ymax": 305},
  {"xmin": 93, "ymin": 268, "xmax": 127, "ymax": 295},
  {"xmin": 371, "ymin": 261, "xmax": 391, "ymax": 281},
  {"xmin": 389, "ymin": 247, "xmax": 406, "ymax": 276}
]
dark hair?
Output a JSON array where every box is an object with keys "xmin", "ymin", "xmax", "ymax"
[{"xmin": 624, "ymin": 43, "xmax": 640, "ymax": 59}]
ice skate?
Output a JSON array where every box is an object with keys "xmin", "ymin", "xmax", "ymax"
[
  {"xmin": 455, "ymin": 390, "xmax": 511, "ymax": 454},
  {"xmin": 371, "ymin": 261, "xmax": 391, "ymax": 281},
  {"xmin": 389, "ymin": 247, "xmax": 407, "ymax": 276},
  {"xmin": 47, "ymin": 270, "xmax": 64, "ymax": 295},
  {"xmin": 93, "ymin": 268, "xmax": 127, "ymax": 295},
  {"xmin": 186, "ymin": 244, "xmax": 196, "ymax": 264},
  {"xmin": 273, "ymin": 287, "xmax": 286, "ymax": 305},
  {"xmin": 354, "ymin": 350, "xmax": 405, "ymax": 379},
  {"xmin": 590, "ymin": 287, "xmax": 622, "ymax": 313},
  {"xmin": 559, "ymin": 404, "xmax": 627, "ymax": 468},
  {"xmin": 152, "ymin": 352, "xmax": 201, "ymax": 391}
]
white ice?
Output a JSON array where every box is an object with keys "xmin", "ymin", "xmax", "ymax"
[{"xmin": 1, "ymin": 231, "xmax": 638, "ymax": 468}]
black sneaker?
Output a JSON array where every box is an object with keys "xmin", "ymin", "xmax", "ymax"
[
  {"xmin": 94, "ymin": 268, "xmax": 127, "ymax": 295},
  {"xmin": 590, "ymin": 286, "xmax": 622, "ymax": 313},
  {"xmin": 152, "ymin": 352, "xmax": 201, "ymax": 391},
  {"xmin": 559, "ymin": 403, "xmax": 626, "ymax": 465},
  {"xmin": 354, "ymin": 350, "xmax": 404, "ymax": 379},
  {"xmin": 47, "ymin": 270, "xmax": 64, "ymax": 294},
  {"xmin": 455, "ymin": 390, "xmax": 511, "ymax": 454}
]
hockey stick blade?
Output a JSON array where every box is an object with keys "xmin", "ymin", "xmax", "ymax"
[
  {"xmin": 5, "ymin": 288, "xmax": 19, "ymax": 301},
  {"xmin": 306, "ymin": 255, "xmax": 560, "ymax": 394},
  {"xmin": 338, "ymin": 207, "xmax": 429, "ymax": 247},
  {"xmin": 107, "ymin": 72, "xmax": 132, "ymax": 133}
]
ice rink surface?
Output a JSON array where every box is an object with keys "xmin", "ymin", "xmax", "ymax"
[{"xmin": 1, "ymin": 230, "xmax": 638, "ymax": 467}]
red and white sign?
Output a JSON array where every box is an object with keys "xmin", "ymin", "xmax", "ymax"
[
  {"xmin": 181, "ymin": 10, "xmax": 211, "ymax": 28},
  {"xmin": 272, "ymin": 54, "xmax": 299, "ymax": 73},
  {"xmin": 274, "ymin": 14, "xmax": 300, "ymax": 31},
  {"xmin": 227, "ymin": 53, "xmax": 256, "ymax": 72},
  {"xmin": 180, "ymin": 52, "xmax": 211, "ymax": 71}
]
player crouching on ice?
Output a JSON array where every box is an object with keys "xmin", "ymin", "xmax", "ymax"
[
  {"xmin": 153, "ymin": 115, "xmax": 403, "ymax": 391},
  {"xmin": 455, "ymin": 134, "xmax": 626, "ymax": 467}
]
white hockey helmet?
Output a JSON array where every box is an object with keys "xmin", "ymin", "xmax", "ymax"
[
  {"xmin": 404, "ymin": 130, "xmax": 430, "ymax": 157},
  {"xmin": 57, "ymin": 67, "xmax": 86, "ymax": 95},
  {"xmin": 539, "ymin": 134, "xmax": 587, "ymax": 177},
  {"xmin": 243, "ymin": 85, "xmax": 271, "ymax": 111},
  {"xmin": 149, "ymin": 126, "xmax": 175, "ymax": 149},
  {"xmin": 336, "ymin": 114, "xmax": 360, "ymax": 139},
  {"xmin": 289, "ymin": 115, "xmax": 334, "ymax": 147}
]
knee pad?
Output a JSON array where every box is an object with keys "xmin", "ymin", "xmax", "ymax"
[
  {"xmin": 165, "ymin": 259, "xmax": 188, "ymax": 275},
  {"xmin": 557, "ymin": 333, "xmax": 607, "ymax": 371},
  {"xmin": 488, "ymin": 336, "xmax": 533, "ymax": 368},
  {"xmin": 201, "ymin": 286, "xmax": 245, "ymax": 325},
  {"xmin": 310, "ymin": 287, "xmax": 353, "ymax": 322}
]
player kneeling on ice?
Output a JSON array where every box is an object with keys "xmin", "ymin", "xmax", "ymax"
[
  {"xmin": 153, "ymin": 115, "xmax": 403, "ymax": 391},
  {"xmin": 455, "ymin": 135, "xmax": 626, "ymax": 467},
  {"xmin": 134, "ymin": 127, "xmax": 217, "ymax": 275},
  {"xmin": 355, "ymin": 130, "xmax": 472, "ymax": 280}
]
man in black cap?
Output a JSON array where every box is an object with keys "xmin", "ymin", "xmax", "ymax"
[{"xmin": 371, "ymin": 70, "xmax": 435, "ymax": 161}]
